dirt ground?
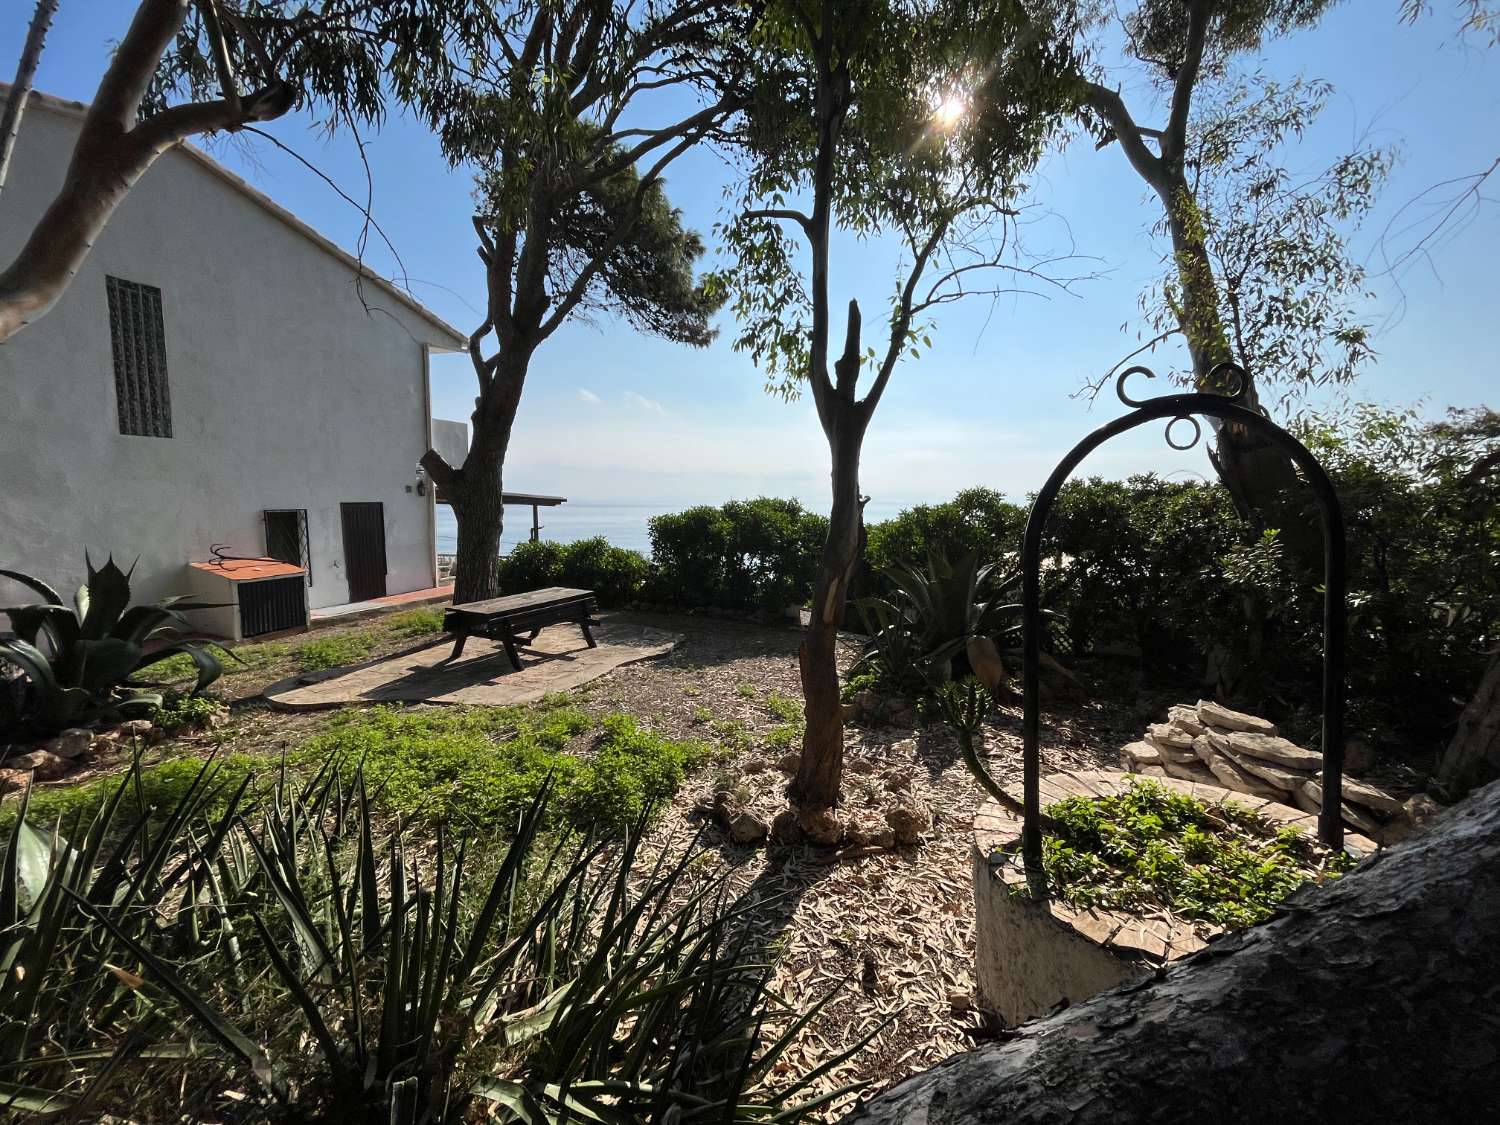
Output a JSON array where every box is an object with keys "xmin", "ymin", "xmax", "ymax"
[{"xmin": 16, "ymin": 607, "xmax": 1137, "ymax": 1117}]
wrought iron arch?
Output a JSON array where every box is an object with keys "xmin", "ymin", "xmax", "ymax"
[{"xmin": 1014, "ymin": 363, "xmax": 1348, "ymax": 877}]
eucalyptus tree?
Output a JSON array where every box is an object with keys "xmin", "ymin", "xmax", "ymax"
[
  {"xmin": 1133, "ymin": 75, "xmax": 1391, "ymax": 403},
  {"xmin": 715, "ymin": 0, "xmax": 1082, "ymax": 818},
  {"xmin": 413, "ymin": 2, "xmax": 750, "ymax": 604},
  {"xmin": 1080, "ymin": 0, "xmax": 1347, "ymax": 565},
  {"xmin": 0, "ymin": 0, "xmax": 481, "ymax": 344}
]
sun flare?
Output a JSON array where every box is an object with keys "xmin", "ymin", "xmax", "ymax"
[{"xmin": 931, "ymin": 91, "xmax": 969, "ymax": 130}]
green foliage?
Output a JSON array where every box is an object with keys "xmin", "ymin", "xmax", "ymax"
[
  {"xmin": 1041, "ymin": 779, "xmax": 1352, "ymax": 929},
  {"xmin": 648, "ymin": 498, "xmax": 828, "ymax": 612},
  {"xmin": 300, "ymin": 703, "xmax": 716, "ymax": 834},
  {"xmin": 715, "ymin": 0, "xmax": 1084, "ymax": 400},
  {"xmin": 1141, "ymin": 73, "xmax": 1392, "ymax": 398},
  {"xmin": 0, "ymin": 555, "xmax": 229, "ymax": 735},
  {"xmin": 0, "ymin": 755, "xmax": 859, "ymax": 1121},
  {"xmin": 1040, "ymin": 474, "xmax": 1242, "ymax": 676},
  {"xmin": 498, "ymin": 537, "xmax": 649, "ymax": 608},
  {"xmin": 150, "ymin": 692, "xmax": 227, "ymax": 734},
  {"xmin": 862, "ymin": 489, "xmax": 1026, "ymax": 597}
]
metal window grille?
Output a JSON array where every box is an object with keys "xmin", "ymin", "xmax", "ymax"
[
  {"xmin": 106, "ymin": 276, "xmax": 173, "ymax": 438},
  {"xmin": 263, "ymin": 508, "xmax": 312, "ymax": 587}
]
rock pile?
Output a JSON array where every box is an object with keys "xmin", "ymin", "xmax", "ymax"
[
  {"xmin": 698, "ymin": 742, "xmax": 931, "ymax": 851},
  {"xmin": 1119, "ymin": 700, "xmax": 1409, "ymax": 842},
  {"xmin": 0, "ymin": 711, "xmax": 223, "ymax": 793}
]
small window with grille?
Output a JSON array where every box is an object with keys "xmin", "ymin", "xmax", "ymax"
[
  {"xmin": 264, "ymin": 508, "xmax": 312, "ymax": 587},
  {"xmin": 106, "ymin": 276, "xmax": 173, "ymax": 438}
]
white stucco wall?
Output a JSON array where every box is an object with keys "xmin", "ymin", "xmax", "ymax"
[
  {"xmin": 0, "ymin": 100, "xmax": 464, "ymax": 618},
  {"xmin": 431, "ymin": 418, "xmax": 470, "ymax": 469}
]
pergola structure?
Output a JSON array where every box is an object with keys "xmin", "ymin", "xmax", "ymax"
[{"xmin": 432, "ymin": 488, "xmax": 567, "ymax": 543}]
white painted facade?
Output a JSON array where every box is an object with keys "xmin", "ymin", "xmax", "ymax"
[{"xmin": 0, "ymin": 92, "xmax": 467, "ymax": 625}]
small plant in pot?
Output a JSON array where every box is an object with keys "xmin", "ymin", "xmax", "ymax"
[{"xmin": 1, "ymin": 555, "xmax": 230, "ymax": 740}]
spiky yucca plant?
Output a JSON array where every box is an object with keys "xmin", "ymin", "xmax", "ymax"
[{"xmin": 1, "ymin": 757, "xmax": 864, "ymax": 1122}]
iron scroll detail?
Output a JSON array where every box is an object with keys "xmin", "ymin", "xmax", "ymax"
[{"xmin": 1010, "ymin": 362, "xmax": 1349, "ymax": 880}]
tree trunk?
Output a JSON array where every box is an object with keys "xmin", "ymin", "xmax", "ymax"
[
  {"xmin": 0, "ymin": 0, "xmax": 59, "ymax": 194},
  {"xmin": 447, "ymin": 448, "xmax": 506, "ymax": 605},
  {"xmin": 424, "ymin": 350, "xmax": 530, "ymax": 605},
  {"xmin": 1436, "ymin": 651, "xmax": 1500, "ymax": 795},
  {"xmin": 841, "ymin": 780, "xmax": 1500, "ymax": 1124},
  {"xmin": 1157, "ymin": 173, "xmax": 1322, "ymax": 572},
  {"xmin": 793, "ymin": 414, "xmax": 866, "ymax": 810}
]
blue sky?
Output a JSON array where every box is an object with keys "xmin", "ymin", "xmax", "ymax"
[{"xmin": 5, "ymin": 2, "xmax": 1496, "ymax": 508}]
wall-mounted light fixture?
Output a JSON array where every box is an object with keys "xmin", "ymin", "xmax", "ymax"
[{"xmin": 414, "ymin": 463, "xmax": 428, "ymax": 497}]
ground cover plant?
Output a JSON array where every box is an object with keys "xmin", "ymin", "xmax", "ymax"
[
  {"xmin": 302, "ymin": 701, "xmax": 721, "ymax": 835},
  {"xmin": 8, "ymin": 698, "xmax": 722, "ymax": 843},
  {"xmin": 1041, "ymin": 779, "xmax": 1353, "ymax": 930},
  {"xmin": 0, "ymin": 755, "xmax": 861, "ymax": 1122}
]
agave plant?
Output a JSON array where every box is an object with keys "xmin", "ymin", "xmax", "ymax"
[
  {"xmin": 854, "ymin": 546, "xmax": 1025, "ymax": 692},
  {"xmin": 1, "ymin": 555, "xmax": 229, "ymax": 736},
  {"xmin": 3, "ymin": 756, "xmax": 866, "ymax": 1122}
]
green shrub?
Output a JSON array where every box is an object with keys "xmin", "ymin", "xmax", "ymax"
[
  {"xmin": 648, "ymin": 497, "xmax": 827, "ymax": 613},
  {"xmin": 862, "ymin": 487, "xmax": 1026, "ymax": 597},
  {"xmin": 497, "ymin": 537, "xmax": 648, "ymax": 607},
  {"xmin": 1041, "ymin": 779, "xmax": 1353, "ymax": 930}
]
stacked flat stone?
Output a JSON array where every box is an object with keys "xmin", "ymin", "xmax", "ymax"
[{"xmin": 1119, "ymin": 700, "xmax": 1402, "ymax": 840}]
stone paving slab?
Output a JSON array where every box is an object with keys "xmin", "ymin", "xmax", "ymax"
[{"xmin": 264, "ymin": 621, "xmax": 681, "ymax": 710}]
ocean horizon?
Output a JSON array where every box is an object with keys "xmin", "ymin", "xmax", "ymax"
[{"xmin": 435, "ymin": 498, "xmax": 916, "ymax": 558}]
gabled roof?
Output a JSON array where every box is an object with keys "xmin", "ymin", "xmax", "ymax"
[{"xmin": 12, "ymin": 87, "xmax": 468, "ymax": 349}]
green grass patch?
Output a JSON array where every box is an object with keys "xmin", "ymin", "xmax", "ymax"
[
  {"xmin": 707, "ymin": 717, "xmax": 754, "ymax": 754},
  {"xmin": 294, "ymin": 632, "xmax": 378, "ymax": 671},
  {"xmin": 300, "ymin": 701, "xmax": 719, "ymax": 833},
  {"xmin": 384, "ymin": 606, "xmax": 446, "ymax": 639},
  {"xmin": 735, "ymin": 682, "xmax": 758, "ymax": 699},
  {"xmin": 765, "ymin": 723, "xmax": 802, "ymax": 750},
  {"xmin": 765, "ymin": 692, "xmax": 803, "ymax": 724},
  {"xmin": 1041, "ymin": 779, "xmax": 1354, "ymax": 930}
]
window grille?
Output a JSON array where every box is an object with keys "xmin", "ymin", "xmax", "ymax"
[
  {"xmin": 106, "ymin": 276, "xmax": 173, "ymax": 438},
  {"xmin": 264, "ymin": 508, "xmax": 312, "ymax": 587}
]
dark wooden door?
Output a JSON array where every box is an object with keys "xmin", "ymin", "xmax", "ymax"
[{"xmin": 340, "ymin": 502, "xmax": 387, "ymax": 602}]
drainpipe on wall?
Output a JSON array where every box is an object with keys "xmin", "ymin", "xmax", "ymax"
[{"xmin": 420, "ymin": 342, "xmax": 438, "ymax": 590}]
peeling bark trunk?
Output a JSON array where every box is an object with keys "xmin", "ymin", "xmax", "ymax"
[
  {"xmin": 1437, "ymin": 652, "xmax": 1500, "ymax": 795},
  {"xmin": 842, "ymin": 780, "xmax": 1500, "ymax": 1124},
  {"xmin": 794, "ymin": 415, "xmax": 866, "ymax": 810}
]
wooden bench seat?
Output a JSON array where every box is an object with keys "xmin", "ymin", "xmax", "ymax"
[{"xmin": 441, "ymin": 587, "xmax": 599, "ymax": 671}]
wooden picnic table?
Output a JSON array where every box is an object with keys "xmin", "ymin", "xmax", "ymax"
[{"xmin": 441, "ymin": 587, "xmax": 599, "ymax": 671}]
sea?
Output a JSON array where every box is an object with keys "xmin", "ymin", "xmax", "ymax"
[{"xmin": 435, "ymin": 499, "xmax": 912, "ymax": 558}]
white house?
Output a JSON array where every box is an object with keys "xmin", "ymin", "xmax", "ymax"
[{"xmin": 0, "ymin": 90, "xmax": 468, "ymax": 638}]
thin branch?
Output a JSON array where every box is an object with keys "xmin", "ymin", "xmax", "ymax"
[
  {"xmin": 0, "ymin": 0, "xmax": 59, "ymax": 193},
  {"xmin": 743, "ymin": 207, "xmax": 814, "ymax": 236}
]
